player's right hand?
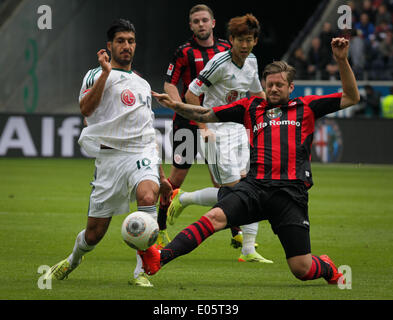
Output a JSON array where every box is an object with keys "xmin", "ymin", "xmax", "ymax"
[
  {"xmin": 97, "ymin": 49, "xmax": 112, "ymax": 74},
  {"xmin": 151, "ymin": 91, "xmax": 176, "ymax": 109}
]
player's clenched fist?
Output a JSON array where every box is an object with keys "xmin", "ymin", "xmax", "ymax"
[
  {"xmin": 97, "ymin": 49, "xmax": 112, "ymax": 74},
  {"xmin": 331, "ymin": 37, "xmax": 349, "ymax": 61}
]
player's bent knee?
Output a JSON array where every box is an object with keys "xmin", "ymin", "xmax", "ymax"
[
  {"xmin": 136, "ymin": 181, "xmax": 160, "ymax": 205},
  {"xmin": 204, "ymin": 208, "xmax": 227, "ymax": 232},
  {"xmin": 138, "ymin": 193, "xmax": 158, "ymax": 206}
]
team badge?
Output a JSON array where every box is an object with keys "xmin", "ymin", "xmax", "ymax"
[
  {"xmin": 266, "ymin": 107, "xmax": 282, "ymax": 120},
  {"xmin": 313, "ymin": 119, "xmax": 343, "ymax": 163},
  {"xmin": 289, "ymin": 101, "xmax": 297, "ymax": 107},
  {"xmin": 226, "ymin": 90, "xmax": 239, "ymax": 103},
  {"xmin": 121, "ymin": 89, "xmax": 136, "ymax": 107}
]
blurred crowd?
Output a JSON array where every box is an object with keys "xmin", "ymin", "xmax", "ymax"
[
  {"xmin": 288, "ymin": 0, "xmax": 393, "ymax": 118},
  {"xmin": 289, "ymin": 0, "xmax": 393, "ymax": 81}
]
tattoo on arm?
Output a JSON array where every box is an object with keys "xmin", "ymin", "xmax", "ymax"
[{"xmin": 173, "ymin": 102, "xmax": 219, "ymax": 123}]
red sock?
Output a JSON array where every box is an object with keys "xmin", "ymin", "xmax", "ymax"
[
  {"xmin": 301, "ymin": 255, "xmax": 333, "ymax": 281},
  {"xmin": 160, "ymin": 216, "xmax": 215, "ymax": 265}
]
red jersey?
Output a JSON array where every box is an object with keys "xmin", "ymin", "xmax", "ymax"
[
  {"xmin": 212, "ymin": 93, "xmax": 343, "ymax": 188},
  {"xmin": 166, "ymin": 36, "xmax": 231, "ymax": 125}
]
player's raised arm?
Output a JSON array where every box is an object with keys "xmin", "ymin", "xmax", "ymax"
[
  {"xmin": 152, "ymin": 91, "xmax": 219, "ymax": 123},
  {"xmin": 331, "ymin": 38, "xmax": 360, "ymax": 109},
  {"xmin": 80, "ymin": 49, "xmax": 112, "ymax": 117}
]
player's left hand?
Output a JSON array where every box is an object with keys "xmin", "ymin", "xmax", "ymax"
[
  {"xmin": 331, "ymin": 37, "xmax": 349, "ymax": 61},
  {"xmin": 159, "ymin": 178, "xmax": 173, "ymax": 205}
]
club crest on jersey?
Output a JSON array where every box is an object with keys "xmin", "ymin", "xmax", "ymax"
[
  {"xmin": 266, "ymin": 107, "xmax": 282, "ymax": 120},
  {"xmin": 121, "ymin": 89, "xmax": 136, "ymax": 107},
  {"xmin": 289, "ymin": 101, "xmax": 297, "ymax": 107},
  {"xmin": 226, "ymin": 90, "xmax": 239, "ymax": 103}
]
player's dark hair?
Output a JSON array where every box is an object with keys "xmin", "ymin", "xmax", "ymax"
[
  {"xmin": 227, "ymin": 14, "xmax": 260, "ymax": 39},
  {"xmin": 107, "ymin": 18, "xmax": 136, "ymax": 42},
  {"xmin": 189, "ymin": 4, "xmax": 214, "ymax": 20},
  {"xmin": 263, "ymin": 61, "xmax": 296, "ymax": 85}
]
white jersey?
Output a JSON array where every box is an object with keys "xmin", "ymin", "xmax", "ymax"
[
  {"xmin": 188, "ymin": 50, "xmax": 262, "ymax": 132},
  {"xmin": 78, "ymin": 68, "xmax": 156, "ymax": 156}
]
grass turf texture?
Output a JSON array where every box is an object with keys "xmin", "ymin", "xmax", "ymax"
[{"xmin": 0, "ymin": 158, "xmax": 392, "ymax": 300}]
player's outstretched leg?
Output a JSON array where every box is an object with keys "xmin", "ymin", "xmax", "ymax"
[
  {"xmin": 139, "ymin": 212, "xmax": 220, "ymax": 275},
  {"xmin": 168, "ymin": 187, "xmax": 220, "ymax": 225},
  {"xmin": 168, "ymin": 188, "xmax": 244, "ymax": 246}
]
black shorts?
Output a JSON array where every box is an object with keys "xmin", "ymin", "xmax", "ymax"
[
  {"xmin": 213, "ymin": 177, "xmax": 311, "ymax": 258},
  {"xmin": 171, "ymin": 118, "xmax": 199, "ymax": 170}
]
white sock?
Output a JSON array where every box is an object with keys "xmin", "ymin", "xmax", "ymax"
[
  {"xmin": 67, "ymin": 229, "xmax": 95, "ymax": 267},
  {"xmin": 242, "ymin": 233, "xmax": 257, "ymax": 256},
  {"xmin": 134, "ymin": 205, "xmax": 158, "ymax": 277},
  {"xmin": 241, "ymin": 222, "xmax": 259, "ymax": 235},
  {"xmin": 134, "ymin": 252, "xmax": 144, "ymax": 278},
  {"xmin": 241, "ymin": 222, "xmax": 259, "ymax": 255},
  {"xmin": 179, "ymin": 188, "xmax": 218, "ymax": 207},
  {"xmin": 138, "ymin": 205, "xmax": 157, "ymax": 220}
]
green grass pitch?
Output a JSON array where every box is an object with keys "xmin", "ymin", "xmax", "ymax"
[{"xmin": 0, "ymin": 158, "xmax": 392, "ymax": 300}]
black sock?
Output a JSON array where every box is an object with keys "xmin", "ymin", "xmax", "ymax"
[
  {"xmin": 231, "ymin": 226, "xmax": 241, "ymax": 237},
  {"xmin": 160, "ymin": 216, "xmax": 215, "ymax": 266},
  {"xmin": 157, "ymin": 198, "xmax": 169, "ymax": 231}
]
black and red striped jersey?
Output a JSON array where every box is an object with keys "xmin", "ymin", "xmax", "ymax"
[
  {"xmin": 212, "ymin": 93, "xmax": 343, "ymax": 188},
  {"xmin": 166, "ymin": 36, "xmax": 231, "ymax": 125}
]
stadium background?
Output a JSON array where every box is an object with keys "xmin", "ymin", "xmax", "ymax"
[{"xmin": 0, "ymin": 0, "xmax": 392, "ymax": 163}]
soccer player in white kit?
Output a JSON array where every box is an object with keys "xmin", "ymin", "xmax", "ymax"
[
  {"xmin": 44, "ymin": 19, "xmax": 172, "ymax": 287},
  {"xmin": 168, "ymin": 14, "xmax": 272, "ymax": 263}
]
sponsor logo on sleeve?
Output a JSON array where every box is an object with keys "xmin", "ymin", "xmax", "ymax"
[
  {"xmin": 196, "ymin": 79, "xmax": 204, "ymax": 87},
  {"xmin": 167, "ymin": 64, "xmax": 174, "ymax": 76}
]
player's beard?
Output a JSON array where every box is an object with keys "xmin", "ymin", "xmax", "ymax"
[
  {"xmin": 267, "ymin": 94, "xmax": 289, "ymax": 106},
  {"xmin": 112, "ymin": 50, "xmax": 133, "ymax": 67},
  {"xmin": 195, "ymin": 30, "xmax": 212, "ymax": 41}
]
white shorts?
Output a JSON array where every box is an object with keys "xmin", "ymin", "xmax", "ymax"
[
  {"xmin": 201, "ymin": 126, "xmax": 249, "ymax": 185},
  {"xmin": 88, "ymin": 148, "xmax": 160, "ymax": 218}
]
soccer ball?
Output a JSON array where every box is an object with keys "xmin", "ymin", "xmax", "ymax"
[{"xmin": 121, "ymin": 211, "xmax": 159, "ymax": 251}]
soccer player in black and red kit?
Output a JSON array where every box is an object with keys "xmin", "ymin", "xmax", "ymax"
[
  {"xmin": 157, "ymin": 4, "xmax": 235, "ymax": 246},
  {"xmin": 146, "ymin": 37, "xmax": 360, "ymax": 285}
]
